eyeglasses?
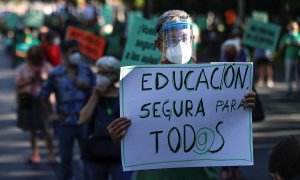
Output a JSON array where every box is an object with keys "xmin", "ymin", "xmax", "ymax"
[{"xmin": 162, "ymin": 33, "xmax": 193, "ymax": 47}]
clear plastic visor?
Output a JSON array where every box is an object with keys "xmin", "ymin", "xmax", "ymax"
[
  {"xmin": 157, "ymin": 22, "xmax": 196, "ymax": 64},
  {"xmin": 158, "ymin": 22, "xmax": 194, "ymax": 47}
]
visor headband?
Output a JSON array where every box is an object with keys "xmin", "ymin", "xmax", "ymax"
[{"xmin": 159, "ymin": 22, "xmax": 193, "ymax": 33}]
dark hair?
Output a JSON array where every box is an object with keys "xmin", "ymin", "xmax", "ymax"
[
  {"xmin": 155, "ymin": 10, "xmax": 192, "ymax": 34},
  {"xmin": 27, "ymin": 45, "xmax": 45, "ymax": 66},
  {"xmin": 45, "ymin": 31, "xmax": 55, "ymax": 42},
  {"xmin": 269, "ymin": 137, "xmax": 300, "ymax": 180},
  {"xmin": 224, "ymin": 44, "xmax": 238, "ymax": 62},
  {"xmin": 62, "ymin": 39, "xmax": 79, "ymax": 52}
]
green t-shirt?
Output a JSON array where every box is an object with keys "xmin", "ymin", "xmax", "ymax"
[
  {"xmin": 133, "ymin": 167, "xmax": 218, "ymax": 180},
  {"xmin": 15, "ymin": 38, "xmax": 40, "ymax": 67},
  {"xmin": 279, "ymin": 32, "xmax": 300, "ymax": 60}
]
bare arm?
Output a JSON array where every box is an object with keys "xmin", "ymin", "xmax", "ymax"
[
  {"xmin": 79, "ymin": 90, "xmax": 99, "ymax": 124},
  {"xmin": 16, "ymin": 51, "xmax": 27, "ymax": 58},
  {"xmin": 16, "ymin": 78, "xmax": 33, "ymax": 90}
]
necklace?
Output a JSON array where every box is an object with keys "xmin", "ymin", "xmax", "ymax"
[
  {"xmin": 105, "ymin": 98, "xmax": 114, "ymax": 116},
  {"xmin": 106, "ymin": 107, "xmax": 113, "ymax": 116}
]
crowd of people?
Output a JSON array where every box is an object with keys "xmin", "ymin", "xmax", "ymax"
[{"xmin": 0, "ymin": 1, "xmax": 300, "ymax": 180}]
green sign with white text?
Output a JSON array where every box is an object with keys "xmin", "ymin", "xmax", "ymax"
[
  {"xmin": 121, "ymin": 17, "xmax": 161, "ymax": 66},
  {"xmin": 127, "ymin": 11, "xmax": 143, "ymax": 35}
]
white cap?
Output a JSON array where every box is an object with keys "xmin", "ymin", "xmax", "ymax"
[{"xmin": 96, "ymin": 56, "xmax": 120, "ymax": 73}]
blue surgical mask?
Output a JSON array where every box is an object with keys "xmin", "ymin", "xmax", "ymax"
[{"xmin": 54, "ymin": 37, "xmax": 61, "ymax": 45}]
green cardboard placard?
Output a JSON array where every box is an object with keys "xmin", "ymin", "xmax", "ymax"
[
  {"xmin": 197, "ymin": 15, "xmax": 207, "ymax": 30},
  {"xmin": 242, "ymin": 18, "xmax": 281, "ymax": 51},
  {"xmin": 100, "ymin": 4, "xmax": 113, "ymax": 25},
  {"xmin": 4, "ymin": 12, "xmax": 19, "ymax": 30},
  {"xmin": 24, "ymin": 10, "xmax": 44, "ymax": 28},
  {"xmin": 252, "ymin": 11, "xmax": 269, "ymax": 23},
  {"xmin": 127, "ymin": 11, "xmax": 143, "ymax": 35},
  {"xmin": 105, "ymin": 35, "xmax": 121, "ymax": 56},
  {"xmin": 121, "ymin": 17, "xmax": 161, "ymax": 66}
]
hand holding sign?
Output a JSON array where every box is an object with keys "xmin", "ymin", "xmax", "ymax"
[
  {"xmin": 243, "ymin": 92, "xmax": 256, "ymax": 108},
  {"xmin": 107, "ymin": 117, "xmax": 131, "ymax": 144},
  {"xmin": 107, "ymin": 92, "xmax": 256, "ymax": 145}
]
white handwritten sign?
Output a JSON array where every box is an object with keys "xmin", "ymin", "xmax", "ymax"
[{"xmin": 120, "ymin": 62, "xmax": 254, "ymax": 171}]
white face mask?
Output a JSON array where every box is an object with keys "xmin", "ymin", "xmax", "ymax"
[
  {"xmin": 165, "ymin": 41, "xmax": 192, "ymax": 64},
  {"xmin": 290, "ymin": 31, "xmax": 298, "ymax": 36},
  {"xmin": 54, "ymin": 37, "xmax": 61, "ymax": 45},
  {"xmin": 68, "ymin": 52, "xmax": 81, "ymax": 65},
  {"xmin": 96, "ymin": 75, "xmax": 112, "ymax": 93},
  {"xmin": 96, "ymin": 75, "xmax": 111, "ymax": 85}
]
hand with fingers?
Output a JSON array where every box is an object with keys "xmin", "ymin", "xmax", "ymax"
[
  {"xmin": 107, "ymin": 117, "xmax": 131, "ymax": 145},
  {"xmin": 76, "ymin": 80, "xmax": 91, "ymax": 91},
  {"xmin": 243, "ymin": 91, "xmax": 256, "ymax": 108}
]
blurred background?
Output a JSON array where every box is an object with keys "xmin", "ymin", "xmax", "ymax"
[{"xmin": 0, "ymin": 0, "xmax": 300, "ymax": 180}]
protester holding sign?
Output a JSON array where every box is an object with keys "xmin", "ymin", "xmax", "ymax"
[
  {"xmin": 279, "ymin": 21, "xmax": 300, "ymax": 95},
  {"xmin": 107, "ymin": 10, "xmax": 256, "ymax": 180},
  {"xmin": 79, "ymin": 56, "xmax": 132, "ymax": 180}
]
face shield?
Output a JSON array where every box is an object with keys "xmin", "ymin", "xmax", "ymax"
[{"xmin": 157, "ymin": 22, "xmax": 196, "ymax": 64}]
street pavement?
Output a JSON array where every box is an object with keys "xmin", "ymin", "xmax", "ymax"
[{"xmin": 0, "ymin": 43, "xmax": 299, "ymax": 180}]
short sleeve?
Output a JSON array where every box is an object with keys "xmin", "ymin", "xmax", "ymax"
[{"xmin": 39, "ymin": 71, "xmax": 55, "ymax": 100}]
